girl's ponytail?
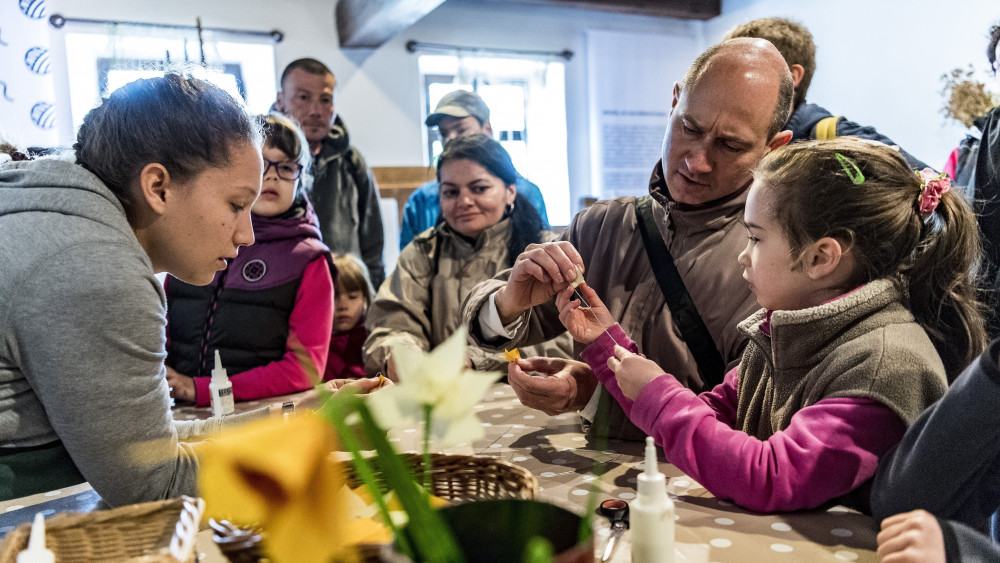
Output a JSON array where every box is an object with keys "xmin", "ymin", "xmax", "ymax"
[
  {"xmin": 903, "ymin": 186, "xmax": 987, "ymax": 378},
  {"xmin": 755, "ymin": 139, "xmax": 987, "ymax": 381}
]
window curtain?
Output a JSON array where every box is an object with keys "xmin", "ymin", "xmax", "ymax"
[{"xmin": 0, "ymin": 0, "xmax": 61, "ymax": 148}]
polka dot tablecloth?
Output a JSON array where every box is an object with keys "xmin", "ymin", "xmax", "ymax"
[
  {"xmin": 170, "ymin": 388, "xmax": 321, "ymax": 421},
  {"xmin": 389, "ymin": 384, "xmax": 880, "ymax": 563},
  {"xmin": 2, "ymin": 384, "xmax": 879, "ymax": 562}
]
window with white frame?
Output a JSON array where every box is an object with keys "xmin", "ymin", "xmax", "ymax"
[
  {"xmin": 419, "ymin": 54, "xmax": 571, "ymax": 226},
  {"xmin": 63, "ymin": 27, "xmax": 276, "ymax": 134}
]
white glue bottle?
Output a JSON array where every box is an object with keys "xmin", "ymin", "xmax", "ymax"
[
  {"xmin": 631, "ymin": 436, "xmax": 675, "ymax": 563},
  {"xmin": 209, "ymin": 350, "xmax": 235, "ymax": 417},
  {"xmin": 17, "ymin": 513, "xmax": 54, "ymax": 563}
]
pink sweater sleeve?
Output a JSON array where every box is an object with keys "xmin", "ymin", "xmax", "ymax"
[
  {"xmin": 195, "ymin": 257, "xmax": 334, "ymax": 405},
  {"xmin": 580, "ymin": 324, "xmax": 907, "ymax": 513},
  {"xmin": 580, "ymin": 324, "xmax": 739, "ymax": 425},
  {"xmin": 943, "ymin": 147, "xmax": 959, "ymax": 180}
]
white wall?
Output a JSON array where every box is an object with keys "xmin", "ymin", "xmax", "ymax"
[
  {"xmin": 44, "ymin": 0, "xmax": 1000, "ymax": 220},
  {"xmin": 708, "ymin": 0, "xmax": 1000, "ymax": 170},
  {"xmin": 47, "ymin": 0, "xmax": 696, "ymax": 220},
  {"xmin": 362, "ymin": 0, "xmax": 695, "ymax": 214}
]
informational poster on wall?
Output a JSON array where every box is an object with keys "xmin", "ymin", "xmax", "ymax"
[{"xmin": 586, "ymin": 29, "xmax": 697, "ymax": 200}]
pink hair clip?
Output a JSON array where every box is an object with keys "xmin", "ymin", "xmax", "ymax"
[{"xmin": 916, "ymin": 168, "xmax": 950, "ymax": 219}]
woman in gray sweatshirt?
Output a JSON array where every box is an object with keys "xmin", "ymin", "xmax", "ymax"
[{"xmin": 0, "ymin": 74, "xmax": 268, "ymax": 506}]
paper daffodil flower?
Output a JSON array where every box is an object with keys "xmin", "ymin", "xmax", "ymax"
[
  {"xmin": 335, "ymin": 484, "xmax": 451, "ymax": 545},
  {"xmin": 366, "ymin": 327, "xmax": 499, "ymax": 445},
  {"xmin": 198, "ymin": 413, "xmax": 353, "ymax": 562},
  {"xmin": 499, "ymin": 348, "xmax": 521, "ymax": 362}
]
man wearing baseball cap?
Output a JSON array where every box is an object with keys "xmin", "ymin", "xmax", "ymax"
[{"xmin": 399, "ymin": 90, "xmax": 551, "ymax": 249}]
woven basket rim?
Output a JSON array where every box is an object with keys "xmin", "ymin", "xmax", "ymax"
[
  {"xmin": 0, "ymin": 495, "xmax": 203, "ymax": 563},
  {"xmin": 340, "ymin": 453, "xmax": 539, "ymax": 501}
]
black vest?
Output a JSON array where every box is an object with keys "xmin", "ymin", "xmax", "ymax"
[
  {"xmin": 167, "ymin": 276, "xmax": 301, "ymax": 377},
  {"xmin": 166, "ymin": 202, "xmax": 331, "ymax": 378}
]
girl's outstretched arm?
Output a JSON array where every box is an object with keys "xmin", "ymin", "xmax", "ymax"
[
  {"xmin": 580, "ymin": 325, "xmax": 738, "ymax": 425},
  {"xmin": 581, "ymin": 326, "xmax": 906, "ymax": 513},
  {"xmin": 635, "ymin": 375, "xmax": 904, "ymax": 512}
]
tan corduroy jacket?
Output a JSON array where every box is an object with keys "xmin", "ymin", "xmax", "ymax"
[
  {"xmin": 463, "ymin": 161, "xmax": 760, "ymax": 438},
  {"xmin": 365, "ymin": 219, "xmax": 574, "ymax": 376}
]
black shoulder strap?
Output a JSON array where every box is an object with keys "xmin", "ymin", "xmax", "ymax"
[{"xmin": 634, "ymin": 195, "xmax": 726, "ymax": 389}]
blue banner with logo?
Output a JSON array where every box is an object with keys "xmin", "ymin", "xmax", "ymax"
[{"xmin": 0, "ymin": 0, "xmax": 61, "ymax": 147}]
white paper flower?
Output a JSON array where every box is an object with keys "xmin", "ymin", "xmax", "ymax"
[{"xmin": 367, "ymin": 327, "xmax": 499, "ymax": 445}]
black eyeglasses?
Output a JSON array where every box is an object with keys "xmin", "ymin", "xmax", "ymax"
[{"xmin": 263, "ymin": 158, "xmax": 303, "ymax": 181}]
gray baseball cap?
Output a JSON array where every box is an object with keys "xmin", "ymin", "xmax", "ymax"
[{"xmin": 425, "ymin": 90, "xmax": 490, "ymax": 127}]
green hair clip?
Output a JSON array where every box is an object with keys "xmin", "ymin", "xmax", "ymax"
[{"xmin": 835, "ymin": 153, "xmax": 865, "ymax": 184}]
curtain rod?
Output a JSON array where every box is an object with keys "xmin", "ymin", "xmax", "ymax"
[
  {"xmin": 48, "ymin": 14, "xmax": 284, "ymax": 43},
  {"xmin": 406, "ymin": 40, "xmax": 572, "ymax": 61}
]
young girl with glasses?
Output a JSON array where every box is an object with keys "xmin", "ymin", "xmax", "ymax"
[
  {"xmin": 164, "ymin": 113, "xmax": 335, "ymax": 405},
  {"xmin": 559, "ymin": 138, "xmax": 986, "ymax": 513}
]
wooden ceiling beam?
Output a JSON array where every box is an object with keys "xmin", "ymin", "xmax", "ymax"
[
  {"xmin": 485, "ymin": 0, "xmax": 720, "ymax": 20},
  {"xmin": 336, "ymin": 0, "xmax": 447, "ymax": 49}
]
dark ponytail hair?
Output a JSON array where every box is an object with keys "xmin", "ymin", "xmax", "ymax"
[
  {"xmin": 436, "ymin": 134, "xmax": 544, "ymax": 265},
  {"xmin": 437, "ymin": 134, "xmax": 518, "ymax": 186},
  {"xmin": 506, "ymin": 192, "xmax": 544, "ymax": 267},
  {"xmin": 74, "ymin": 73, "xmax": 262, "ymax": 223},
  {"xmin": 754, "ymin": 138, "xmax": 987, "ymax": 379},
  {"xmin": 0, "ymin": 142, "xmax": 32, "ymax": 162}
]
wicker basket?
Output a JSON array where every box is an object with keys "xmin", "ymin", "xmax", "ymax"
[
  {"xmin": 0, "ymin": 496, "xmax": 204, "ymax": 563},
  {"xmin": 344, "ymin": 453, "xmax": 539, "ymax": 502}
]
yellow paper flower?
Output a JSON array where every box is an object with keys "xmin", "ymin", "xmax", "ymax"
[
  {"xmin": 499, "ymin": 348, "xmax": 521, "ymax": 362},
  {"xmin": 367, "ymin": 327, "xmax": 499, "ymax": 445},
  {"xmin": 198, "ymin": 413, "xmax": 353, "ymax": 562},
  {"xmin": 334, "ymin": 484, "xmax": 451, "ymax": 545}
]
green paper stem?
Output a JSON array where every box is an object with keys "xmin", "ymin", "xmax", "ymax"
[
  {"xmin": 320, "ymin": 392, "xmax": 412, "ymax": 558},
  {"xmin": 422, "ymin": 403, "xmax": 433, "ymax": 493},
  {"xmin": 320, "ymin": 390, "xmax": 466, "ymax": 562},
  {"xmin": 523, "ymin": 536, "xmax": 555, "ymax": 563},
  {"xmin": 355, "ymin": 404, "xmax": 465, "ymax": 562}
]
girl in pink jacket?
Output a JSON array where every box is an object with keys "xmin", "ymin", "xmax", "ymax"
[
  {"xmin": 324, "ymin": 253, "xmax": 372, "ymax": 381},
  {"xmin": 559, "ymin": 139, "xmax": 986, "ymax": 512}
]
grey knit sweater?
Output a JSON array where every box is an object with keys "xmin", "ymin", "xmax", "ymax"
[{"xmin": 0, "ymin": 159, "xmax": 260, "ymax": 506}]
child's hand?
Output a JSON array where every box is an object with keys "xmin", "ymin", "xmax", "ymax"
[
  {"xmin": 324, "ymin": 376, "xmax": 392, "ymax": 395},
  {"xmin": 165, "ymin": 366, "xmax": 196, "ymax": 402},
  {"xmin": 555, "ymin": 282, "xmax": 615, "ymax": 345},
  {"xmin": 607, "ymin": 345, "xmax": 664, "ymax": 400},
  {"xmin": 876, "ymin": 509, "xmax": 946, "ymax": 563}
]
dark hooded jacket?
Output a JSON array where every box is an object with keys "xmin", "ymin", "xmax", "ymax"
[
  {"xmin": 309, "ymin": 115, "xmax": 385, "ymax": 288},
  {"xmin": 971, "ymin": 106, "xmax": 1000, "ymax": 339},
  {"xmin": 786, "ymin": 102, "xmax": 929, "ymax": 170}
]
